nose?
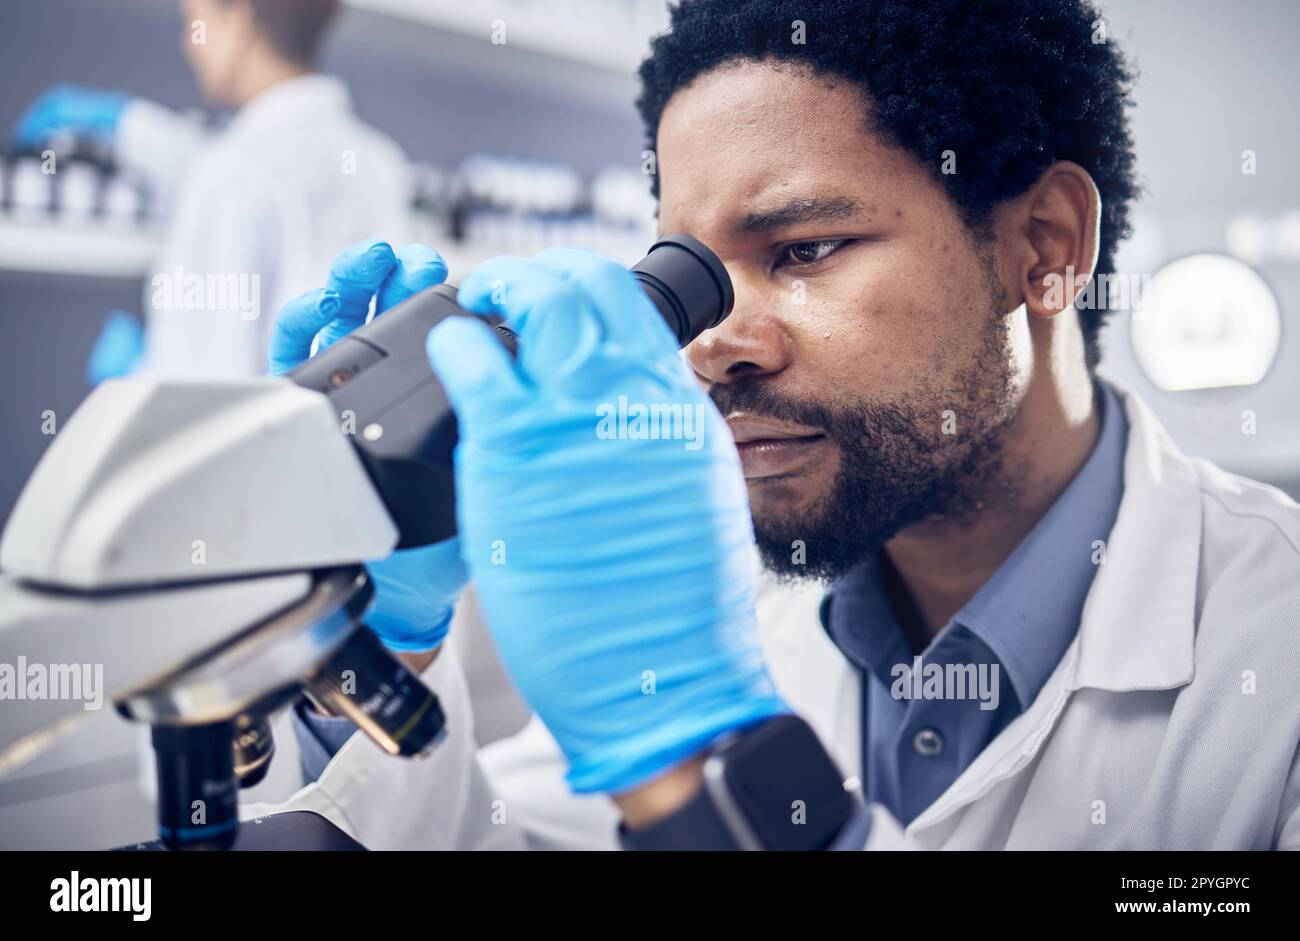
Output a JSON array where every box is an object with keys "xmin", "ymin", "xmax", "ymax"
[{"xmin": 685, "ymin": 273, "xmax": 794, "ymax": 385}]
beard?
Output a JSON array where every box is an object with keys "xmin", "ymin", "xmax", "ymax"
[{"xmin": 710, "ymin": 278, "xmax": 1021, "ymax": 582}]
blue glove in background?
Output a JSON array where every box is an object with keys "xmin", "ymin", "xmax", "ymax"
[
  {"xmin": 426, "ymin": 248, "xmax": 789, "ymax": 795},
  {"xmin": 14, "ymin": 84, "xmax": 131, "ymax": 148},
  {"xmin": 86, "ymin": 309, "xmax": 144, "ymax": 385},
  {"xmin": 269, "ymin": 238, "xmax": 465, "ymax": 652}
]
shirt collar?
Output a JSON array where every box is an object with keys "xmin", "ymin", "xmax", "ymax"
[
  {"xmin": 226, "ymin": 73, "xmax": 351, "ymax": 137},
  {"xmin": 821, "ymin": 380, "xmax": 1128, "ymax": 708}
]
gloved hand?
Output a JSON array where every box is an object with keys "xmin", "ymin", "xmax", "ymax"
[
  {"xmin": 426, "ymin": 248, "xmax": 789, "ymax": 795},
  {"xmin": 13, "ymin": 84, "xmax": 131, "ymax": 149},
  {"xmin": 270, "ymin": 238, "xmax": 465, "ymax": 651},
  {"xmin": 86, "ymin": 310, "xmax": 144, "ymax": 385}
]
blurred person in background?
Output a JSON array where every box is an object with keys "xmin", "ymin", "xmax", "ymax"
[{"xmin": 15, "ymin": 0, "xmax": 412, "ymax": 380}]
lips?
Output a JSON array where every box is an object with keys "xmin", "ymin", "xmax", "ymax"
[{"xmin": 726, "ymin": 416, "xmax": 828, "ymax": 479}]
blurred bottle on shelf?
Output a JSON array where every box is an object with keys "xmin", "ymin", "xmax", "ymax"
[
  {"xmin": 3, "ymin": 133, "xmax": 154, "ymax": 232},
  {"xmin": 409, "ymin": 161, "xmax": 451, "ymax": 247},
  {"xmin": 4, "ymin": 152, "xmax": 55, "ymax": 223},
  {"xmin": 439, "ymin": 152, "xmax": 654, "ymax": 268}
]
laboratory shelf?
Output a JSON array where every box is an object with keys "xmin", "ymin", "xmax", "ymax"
[{"xmin": 0, "ymin": 220, "xmax": 158, "ymax": 279}]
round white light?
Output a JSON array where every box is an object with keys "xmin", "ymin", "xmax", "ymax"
[{"xmin": 1130, "ymin": 253, "xmax": 1281, "ymax": 392}]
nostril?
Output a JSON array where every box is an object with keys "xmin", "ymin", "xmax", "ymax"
[{"xmin": 726, "ymin": 360, "xmax": 763, "ymax": 377}]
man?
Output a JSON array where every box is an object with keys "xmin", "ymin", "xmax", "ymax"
[
  {"xmin": 16, "ymin": 0, "xmax": 411, "ymax": 379},
  {"xmin": 247, "ymin": 0, "xmax": 1300, "ymax": 849}
]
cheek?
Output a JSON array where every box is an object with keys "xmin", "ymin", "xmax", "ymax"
[
  {"xmin": 212, "ymin": 36, "xmax": 237, "ymax": 72},
  {"xmin": 779, "ymin": 246, "xmax": 959, "ymax": 397},
  {"xmin": 863, "ymin": 243, "xmax": 1002, "ymax": 396}
]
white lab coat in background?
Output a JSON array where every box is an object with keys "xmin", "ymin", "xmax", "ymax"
[
  {"xmin": 116, "ymin": 74, "xmax": 412, "ymax": 377},
  {"xmin": 243, "ymin": 378, "xmax": 1300, "ymax": 849}
]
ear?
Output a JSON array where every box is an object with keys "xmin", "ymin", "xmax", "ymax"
[{"xmin": 1017, "ymin": 161, "xmax": 1101, "ymax": 319}]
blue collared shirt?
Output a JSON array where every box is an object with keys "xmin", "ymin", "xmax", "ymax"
[{"xmin": 819, "ymin": 381, "xmax": 1128, "ymax": 826}]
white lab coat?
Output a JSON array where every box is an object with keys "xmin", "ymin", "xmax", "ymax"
[
  {"xmin": 243, "ymin": 378, "xmax": 1300, "ymax": 849},
  {"xmin": 117, "ymin": 74, "xmax": 412, "ymax": 377}
]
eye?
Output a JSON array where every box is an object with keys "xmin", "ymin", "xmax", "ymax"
[{"xmin": 778, "ymin": 239, "xmax": 849, "ymax": 268}]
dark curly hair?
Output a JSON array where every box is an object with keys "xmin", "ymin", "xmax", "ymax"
[{"xmin": 636, "ymin": 0, "xmax": 1140, "ymax": 372}]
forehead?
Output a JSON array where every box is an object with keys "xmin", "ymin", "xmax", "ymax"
[{"xmin": 655, "ymin": 61, "xmax": 931, "ymax": 236}]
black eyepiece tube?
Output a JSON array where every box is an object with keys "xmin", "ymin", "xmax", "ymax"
[{"xmin": 631, "ymin": 234, "xmax": 735, "ymax": 346}]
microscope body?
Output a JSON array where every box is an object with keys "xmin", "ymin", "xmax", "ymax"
[{"xmin": 0, "ymin": 374, "xmax": 427, "ymax": 847}]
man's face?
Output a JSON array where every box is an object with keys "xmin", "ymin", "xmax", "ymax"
[
  {"xmin": 658, "ymin": 61, "xmax": 1031, "ymax": 580},
  {"xmin": 179, "ymin": 0, "xmax": 248, "ymax": 106}
]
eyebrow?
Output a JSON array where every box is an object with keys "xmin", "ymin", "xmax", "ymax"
[{"xmin": 737, "ymin": 196, "xmax": 862, "ymax": 233}]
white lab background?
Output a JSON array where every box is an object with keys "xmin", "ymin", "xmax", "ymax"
[{"xmin": 0, "ymin": 0, "xmax": 1297, "ymax": 848}]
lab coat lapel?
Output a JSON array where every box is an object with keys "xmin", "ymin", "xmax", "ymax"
[
  {"xmin": 1067, "ymin": 378, "xmax": 1199, "ymax": 693},
  {"xmin": 906, "ymin": 376, "xmax": 1201, "ymax": 834},
  {"xmin": 755, "ymin": 565, "xmax": 863, "ymax": 782}
]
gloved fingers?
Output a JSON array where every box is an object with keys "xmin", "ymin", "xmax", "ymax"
[
  {"xmin": 318, "ymin": 238, "xmax": 397, "ymax": 348},
  {"xmin": 363, "ymin": 538, "xmax": 468, "ymax": 651},
  {"xmin": 368, "ymin": 537, "xmax": 468, "ymax": 597},
  {"xmin": 269, "ymin": 240, "xmax": 438, "ymax": 374},
  {"xmin": 14, "ymin": 85, "xmax": 125, "ymax": 147},
  {"xmin": 14, "ymin": 101, "xmax": 52, "ymax": 147},
  {"xmin": 425, "ymin": 315, "xmax": 523, "ymax": 427},
  {"xmin": 267, "ymin": 288, "xmax": 341, "ymax": 376},
  {"xmin": 531, "ymin": 247, "xmax": 677, "ymax": 355},
  {"xmin": 376, "ymin": 244, "xmax": 448, "ymax": 314},
  {"xmin": 458, "ymin": 256, "xmax": 603, "ymax": 385},
  {"xmin": 14, "ymin": 86, "xmax": 70, "ymax": 146}
]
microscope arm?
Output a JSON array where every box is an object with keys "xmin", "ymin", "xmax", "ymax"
[{"xmin": 0, "ymin": 376, "xmax": 398, "ymax": 588}]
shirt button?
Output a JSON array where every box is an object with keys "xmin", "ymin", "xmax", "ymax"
[{"xmin": 913, "ymin": 727, "xmax": 945, "ymax": 757}]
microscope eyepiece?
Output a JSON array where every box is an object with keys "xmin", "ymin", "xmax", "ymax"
[{"xmin": 631, "ymin": 234, "xmax": 735, "ymax": 347}]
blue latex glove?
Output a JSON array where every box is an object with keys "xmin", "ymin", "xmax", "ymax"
[
  {"xmin": 269, "ymin": 238, "xmax": 465, "ymax": 651},
  {"xmin": 87, "ymin": 309, "xmax": 144, "ymax": 385},
  {"xmin": 426, "ymin": 248, "xmax": 789, "ymax": 795},
  {"xmin": 14, "ymin": 84, "xmax": 131, "ymax": 149}
]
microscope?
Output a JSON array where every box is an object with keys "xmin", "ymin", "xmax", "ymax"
[{"xmin": 0, "ymin": 235, "xmax": 733, "ymax": 849}]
